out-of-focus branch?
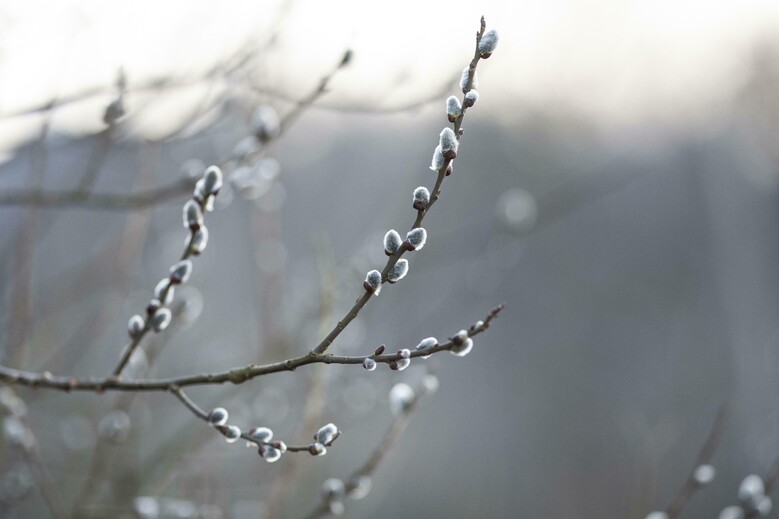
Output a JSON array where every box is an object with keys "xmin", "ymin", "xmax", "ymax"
[
  {"xmin": 0, "ymin": 177, "xmax": 194, "ymax": 210},
  {"xmin": 664, "ymin": 407, "xmax": 729, "ymax": 518}
]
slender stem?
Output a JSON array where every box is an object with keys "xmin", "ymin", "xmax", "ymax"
[{"xmin": 0, "ymin": 306, "xmax": 503, "ymax": 392}]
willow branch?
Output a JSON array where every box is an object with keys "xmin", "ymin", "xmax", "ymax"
[{"xmin": 0, "ymin": 305, "xmax": 502, "ymax": 392}]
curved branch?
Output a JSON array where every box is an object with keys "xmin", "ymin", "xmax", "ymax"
[{"xmin": 0, "ymin": 306, "xmax": 502, "ymax": 392}]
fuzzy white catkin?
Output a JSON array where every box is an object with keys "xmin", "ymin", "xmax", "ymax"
[
  {"xmin": 150, "ymin": 308, "xmax": 172, "ymax": 332},
  {"xmin": 183, "ymin": 199, "xmax": 203, "ymax": 229},
  {"xmin": 389, "ymin": 383, "xmax": 415, "ymax": 416},
  {"xmin": 154, "ymin": 279, "xmax": 174, "ymax": 305},
  {"xmin": 223, "ymin": 425, "xmax": 241, "ymax": 443},
  {"xmin": 316, "ymin": 423, "xmax": 339, "ymax": 445},
  {"xmin": 248, "ymin": 427, "xmax": 273, "ymax": 443},
  {"xmin": 395, "ymin": 358, "xmax": 410, "ymax": 371},
  {"xmin": 348, "ymin": 476, "xmax": 372, "ymax": 500},
  {"xmin": 310, "ymin": 442, "xmax": 327, "ymax": 456},
  {"xmin": 405, "ymin": 228, "xmax": 427, "ymax": 251},
  {"xmin": 252, "ymin": 106, "xmax": 281, "ymax": 142},
  {"xmin": 416, "ymin": 337, "xmax": 437, "ymax": 359},
  {"xmin": 362, "ymin": 358, "xmax": 377, "ymax": 371},
  {"xmin": 202, "ymin": 166, "xmax": 223, "ymax": 195},
  {"xmin": 446, "ymin": 96, "xmax": 462, "ymax": 119},
  {"xmin": 189, "ymin": 226, "xmax": 209, "ymax": 254},
  {"xmin": 478, "ymin": 29, "xmax": 499, "ymax": 56},
  {"xmin": 718, "ymin": 507, "xmax": 745, "ymax": 519},
  {"xmin": 322, "ymin": 478, "xmax": 345, "ymax": 500},
  {"xmin": 460, "ymin": 67, "xmax": 479, "ymax": 92},
  {"xmin": 430, "ymin": 145, "xmax": 445, "ymax": 172},
  {"xmin": 208, "ymin": 408, "xmax": 228, "ymax": 426},
  {"xmin": 128, "ymin": 315, "xmax": 145, "ymax": 338},
  {"xmin": 262, "ymin": 445, "xmax": 282, "ymax": 463},
  {"xmin": 384, "ymin": 230, "xmax": 402, "ymax": 255},
  {"xmin": 693, "ymin": 464, "xmax": 716, "ymax": 485},
  {"xmin": 439, "ymin": 128, "xmax": 458, "ymax": 155},
  {"xmin": 387, "ymin": 259, "xmax": 409, "ymax": 283},
  {"xmin": 465, "ymin": 90, "xmax": 479, "ymax": 107},
  {"xmin": 169, "ymin": 260, "xmax": 193, "ymax": 284},
  {"xmin": 739, "ymin": 475, "xmax": 765, "ymax": 502},
  {"xmin": 364, "ymin": 270, "xmax": 382, "ymax": 295},
  {"xmin": 450, "ymin": 337, "xmax": 474, "ymax": 357},
  {"xmin": 413, "ymin": 186, "xmax": 430, "ymax": 208}
]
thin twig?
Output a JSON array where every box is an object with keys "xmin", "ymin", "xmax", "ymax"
[{"xmin": 0, "ymin": 305, "xmax": 502, "ymax": 392}]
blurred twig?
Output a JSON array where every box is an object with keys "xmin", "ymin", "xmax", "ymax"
[{"xmin": 664, "ymin": 406, "xmax": 729, "ymax": 518}]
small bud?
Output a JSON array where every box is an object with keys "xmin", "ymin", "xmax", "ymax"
[
  {"xmin": 189, "ymin": 226, "xmax": 209, "ymax": 255},
  {"xmin": 316, "ymin": 423, "xmax": 339, "ymax": 445},
  {"xmin": 693, "ymin": 464, "xmax": 716, "ymax": 486},
  {"xmin": 464, "ymin": 90, "xmax": 479, "ymax": 108},
  {"xmin": 348, "ymin": 475, "xmax": 372, "ymax": 500},
  {"xmin": 452, "ymin": 329, "xmax": 469, "ymax": 345},
  {"xmin": 450, "ymin": 337, "xmax": 473, "ymax": 357},
  {"xmin": 154, "ymin": 278, "xmax": 174, "ymax": 306},
  {"xmin": 446, "ymin": 96, "xmax": 462, "ymax": 122},
  {"xmin": 207, "ymin": 408, "xmax": 228, "ymax": 426},
  {"xmin": 322, "ymin": 478, "xmax": 345, "ymax": 500},
  {"xmin": 413, "ymin": 186, "xmax": 430, "ymax": 210},
  {"xmin": 169, "ymin": 260, "xmax": 193, "ymax": 284},
  {"xmin": 150, "ymin": 308, "xmax": 172, "ymax": 332},
  {"xmin": 404, "ymin": 228, "xmax": 427, "ymax": 251},
  {"xmin": 128, "ymin": 315, "xmax": 145, "ymax": 338},
  {"xmin": 248, "ymin": 427, "xmax": 273, "ymax": 443},
  {"xmin": 460, "ymin": 67, "xmax": 479, "ymax": 92},
  {"xmin": 478, "ymin": 29, "xmax": 499, "ymax": 58},
  {"xmin": 445, "ymin": 163, "xmax": 453, "ymax": 176},
  {"xmin": 202, "ymin": 166, "xmax": 223, "ymax": 196},
  {"xmin": 260, "ymin": 445, "xmax": 282, "ymax": 463},
  {"xmin": 383, "ymin": 230, "xmax": 402, "ymax": 256},
  {"xmin": 363, "ymin": 358, "xmax": 377, "ymax": 371},
  {"xmin": 309, "ymin": 442, "xmax": 327, "ymax": 456},
  {"xmin": 273, "ymin": 440, "xmax": 287, "ymax": 453},
  {"xmin": 374, "ymin": 344, "xmax": 386, "ymax": 356},
  {"xmin": 389, "ymin": 383, "xmax": 415, "ymax": 416},
  {"xmin": 439, "ymin": 128, "xmax": 458, "ymax": 160},
  {"xmin": 363, "ymin": 270, "xmax": 382, "ymax": 295},
  {"xmin": 252, "ymin": 106, "xmax": 281, "ymax": 142},
  {"xmin": 388, "ymin": 360, "xmax": 399, "ymax": 370},
  {"xmin": 416, "ymin": 337, "xmax": 437, "ymax": 359},
  {"xmin": 183, "ymin": 199, "xmax": 204, "ymax": 230},
  {"xmin": 387, "ymin": 259, "xmax": 409, "ymax": 283},
  {"xmin": 399, "ymin": 349, "xmax": 411, "ymax": 359},
  {"xmin": 220, "ymin": 425, "xmax": 241, "ymax": 443},
  {"xmin": 430, "ymin": 145, "xmax": 445, "ymax": 172}
]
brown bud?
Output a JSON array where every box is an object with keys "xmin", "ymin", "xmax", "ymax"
[{"xmin": 374, "ymin": 344, "xmax": 386, "ymax": 356}]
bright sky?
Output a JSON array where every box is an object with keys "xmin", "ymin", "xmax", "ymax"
[{"xmin": 0, "ymin": 0, "xmax": 778, "ymax": 148}]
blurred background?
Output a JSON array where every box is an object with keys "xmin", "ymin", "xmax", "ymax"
[{"xmin": 1, "ymin": 0, "xmax": 779, "ymax": 517}]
